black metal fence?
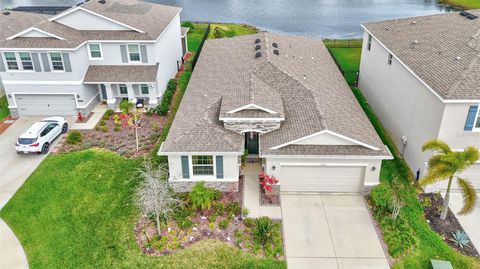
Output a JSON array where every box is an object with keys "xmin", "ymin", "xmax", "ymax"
[
  {"xmin": 327, "ymin": 48, "xmax": 359, "ymax": 87},
  {"xmin": 190, "ymin": 24, "xmax": 211, "ymax": 70}
]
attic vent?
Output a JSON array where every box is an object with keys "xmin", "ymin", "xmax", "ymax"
[
  {"xmin": 255, "ymin": 39, "xmax": 261, "ymax": 44},
  {"xmin": 273, "ymin": 49, "xmax": 279, "ymax": 55},
  {"xmin": 272, "ymin": 42, "xmax": 278, "ymax": 48},
  {"xmin": 98, "ymin": 0, "xmax": 106, "ymax": 4},
  {"xmin": 2, "ymin": 11, "xmax": 10, "ymax": 15},
  {"xmin": 255, "ymin": 44, "xmax": 261, "ymax": 50},
  {"xmin": 255, "ymin": 52, "xmax": 262, "ymax": 58},
  {"xmin": 460, "ymin": 11, "xmax": 478, "ymax": 20}
]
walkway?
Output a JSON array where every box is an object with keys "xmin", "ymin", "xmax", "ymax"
[
  {"xmin": 242, "ymin": 163, "xmax": 281, "ymax": 219},
  {"xmin": 71, "ymin": 104, "xmax": 107, "ymax": 130},
  {"xmin": 0, "ymin": 219, "xmax": 28, "ymax": 269}
]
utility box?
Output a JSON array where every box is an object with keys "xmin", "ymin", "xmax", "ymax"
[{"xmin": 430, "ymin": 259, "xmax": 453, "ymax": 269}]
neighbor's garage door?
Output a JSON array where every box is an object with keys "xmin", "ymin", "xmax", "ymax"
[
  {"xmin": 16, "ymin": 94, "xmax": 76, "ymax": 116},
  {"xmin": 280, "ymin": 165, "xmax": 365, "ymax": 193}
]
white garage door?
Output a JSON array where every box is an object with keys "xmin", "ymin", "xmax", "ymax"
[
  {"xmin": 16, "ymin": 94, "xmax": 77, "ymax": 116},
  {"xmin": 280, "ymin": 165, "xmax": 365, "ymax": 193}
]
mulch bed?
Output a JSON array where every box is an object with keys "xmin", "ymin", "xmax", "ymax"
[
  {"xmin": 59, "ymin": 112, "xmax": 167, "ymax": 158},
  {"xmin": 75, "ymin": 112, "xmax": 93, "ymax": 123},
  {"xmin": 260, "ymin": 186, "xmax": 280, "ymax": 206},
  {"xmin": 420, "ymin": 193, "xmax": 480, "ymax": 257},
  {"xmin": 0, "ymin": 116, "xmax": 15, "ymax": 135}
]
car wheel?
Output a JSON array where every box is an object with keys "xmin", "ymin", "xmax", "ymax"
[
  {"xmin": 62, "ymin": 123, "xmax": 68, "ymax": 134},
  {"xmin": 41, "ymin": 143, "xmax": 50, "ymax": 154}
]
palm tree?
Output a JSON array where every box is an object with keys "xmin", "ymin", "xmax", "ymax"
[{"xmin": 420, "ymin": 139, "xmax": 479, "ymax": 220}]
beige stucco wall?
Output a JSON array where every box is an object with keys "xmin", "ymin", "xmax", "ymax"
[
  {"xmin": 438, "ymin": 103, "xmax": 480, "ymax": 150},
  {"xmin": 358, "ymin": 30, "xmax": 445, "ymax": 175}
]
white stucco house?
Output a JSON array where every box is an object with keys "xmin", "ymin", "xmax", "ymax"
[
  {"xmin": 0, "ymin": 0, "xmax": 189, "ymax": 118},
  {"xmin": 359, "ymin": 10, "xmax": 480, "ymax": 191},
  {"xmin": 159, "ymin": 33, "xmax": 392, "ymax": 193}
]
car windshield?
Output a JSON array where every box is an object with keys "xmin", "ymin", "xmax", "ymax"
[{"xmin": 18, "ymin": 138, "xmax": 36, "ymax": 145}]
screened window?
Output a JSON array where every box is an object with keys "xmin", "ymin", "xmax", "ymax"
[
  {"xmin": 127, "ymin": 44, "xmax": 140, "ymax": 62},
  {"xmin": 4, "ymin": 52, "xmax": 18, "ymax": 70},
  {"xmin": 140, "ymin": 84, "xmax": 149, "ymax": 95},
  {"xmin": 119, "ymin": 84, "xmax": 128, "ymax": 95},
  {"xmin": 192, "ymin": 155, "xmax": 214, "ymax": 176},
  {"xmin": 367, "ymin": 34, "xmax": 372, "ymax": 51},
  {"xmin": 19, "ymin": 52, "xmax": 33, "ymax": 70},
  {"xmin": 387, "ymin": 53, "xmax": 393, "ymax": 65},
  {"xmin": 88, "ymin": 43, "xmax": 102, "ymax": 59},
  {"xmin": 49, "ymin": 52, "xmax": 64, "ymax": 71}
]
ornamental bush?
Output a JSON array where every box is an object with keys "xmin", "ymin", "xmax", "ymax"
[
  {"xmin": 189, "ymin": 182, "xmax": 215, "ymax": 211},
  {"xmin": 66, "ymin": 131, "xmax": 82, "ymax": 145}
]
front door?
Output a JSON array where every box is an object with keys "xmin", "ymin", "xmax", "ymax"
[
  {"xmin": 245, "ymin": 132, "xmax": 259, "ymax": 155},
  {"xmin": 100, "ymin": 84, "xmax": 107, "ymax": 101}
]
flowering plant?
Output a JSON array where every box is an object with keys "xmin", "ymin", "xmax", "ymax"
[{"xmin": 259, "ymin": 173, "xmax": 278, "ymax": 193}]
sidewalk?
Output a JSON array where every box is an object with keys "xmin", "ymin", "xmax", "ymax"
[
  {"xmin": 0, "ymin": 218, "xmax": 28, "ymax": 269},
  {"xmin": 242, "ymin": 163, "xmax": 282, "ymax": 219},
  {"xmin": 71, "ymin": 104, "xmax": 107, "ymax": 130}
]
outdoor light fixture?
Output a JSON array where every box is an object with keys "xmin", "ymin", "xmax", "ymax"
[
  {"xmin": 272, "ymin": 165, "xmax": 276, "ymax": 170},
  {"xmin": 76, "ymin": 94, "xmax": 80, "ymax": 98},
  {"xmin": 371, "ymin": 166, "xmax": 376, "ymax": 172},
  {"xmin": 7, "ymin": 94, "xmax": 11, "ymax": 98}
]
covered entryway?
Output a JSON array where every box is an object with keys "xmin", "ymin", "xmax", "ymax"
[
  {"xmin": 15, "ymin": 94, "xmax": 77, "ymax": 116},
  {"xmin": 245, "ymin": 132, "xmax": 259, "ymax": 155},
  {"xmin": 280, "ymin": 165, "xmax": 365, "ymax": 193}
]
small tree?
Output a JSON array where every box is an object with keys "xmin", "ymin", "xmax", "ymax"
[
  {"xmin": 420, "ymin": 139, "xmax": 479, "ymax": 220},
  {"xmin": 134, "ymin": 162, "xmax": 180, "ymax": 236},
  {"xmin": 119, "ymin": 99, "xmax": 134, "ymax": 114},
  {"xmin": 120, "ymin": 105, "xmax": 142, "ymax": 152}
]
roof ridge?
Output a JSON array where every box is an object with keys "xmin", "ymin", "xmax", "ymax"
[{"xmin": 447, "ymin": 50, "xmax": 480, "ymax": 98}]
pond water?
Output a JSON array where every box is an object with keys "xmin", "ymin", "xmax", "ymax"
[{"xmin": 1, "ymin": 0, "xmax": 454, "ymax": 38}]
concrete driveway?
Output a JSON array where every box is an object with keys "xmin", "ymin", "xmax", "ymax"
[{"xmin": 281, "ymin": 194, "xmax": 389, "ymax": 269}]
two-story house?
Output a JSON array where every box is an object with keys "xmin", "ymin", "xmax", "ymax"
[
  {"xmin": 0, "ymin": 0, "xmax": 187, "ymax": 118},
  {"xmin": 358, "ymin": 10, "xmax": 480, "ymax": 191}
]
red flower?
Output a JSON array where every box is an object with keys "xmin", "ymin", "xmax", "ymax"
[{"xmin": 260, "ymin": 174, "xmax": 279, "ymax": 193}]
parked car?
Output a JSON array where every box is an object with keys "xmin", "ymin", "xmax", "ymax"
[{"xmin": 15, "ymin": 117, "xmax": 68, "ymax": 154}]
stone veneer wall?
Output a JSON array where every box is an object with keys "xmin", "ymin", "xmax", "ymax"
[
  {"xmin": 223, "ymin": 120, "xmax": 281, "ymax": 134},
  {"xmin": 172, "ymin": 181, "xmax": 239, "ymax": 192}
]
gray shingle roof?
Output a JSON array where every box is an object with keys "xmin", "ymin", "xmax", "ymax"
[
  {"xmin": 83, "ymin": 64, "xmax": 159, "ymax": 83},
  {"xmin": 363, "ymin": 10, "xmax": 480, "ymax": 100},
  {"xmin": 161, "ymin": 33, "xmax": 390, "ymax": 157},
  {"xmin": 0, "ymin": 0, "xmax": 180, "ymax": 48}
]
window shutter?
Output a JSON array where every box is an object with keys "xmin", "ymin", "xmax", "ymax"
[
  {"xmin": 62, "ymin": 53, "xmax": 72, "ymax": 72},
  {"xmin": 181, "ymin": 156, "xmax": 190, "ymax": 179},
  {"xmin": 31, "ymin": 53, "xmax": 42, "ymax": 72},
  {"xmin": 120, "ymin": 45, "xmax": 128, "ymax": 63},
  {"xmin": 40, "ymin": 53, "xmax": 50, "ymax": 72},
  {"xmin": 216, "ymin": 156, "xmax": 224, "ymax": 179},
  {"xmin": 464, "ymin": 105, "xmax": 478, "ymax": 131},
  {"xmin": 140, "ymin": 45, "xmax": 148, "ymax": 63},
  {"xmin": 0, "ymin": 53, "xmax": 5, "ymax": 72}
]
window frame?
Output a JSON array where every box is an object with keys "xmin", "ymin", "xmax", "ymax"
[
  {"xmin": 87, "ymin": 43, "xmax": 103, "ymax": 60},
  {"xmin": 472, "ymin": 106, "xmax": 480, "ymax": 132},
  {"xmin": 19, "ymin": 52, "xmax": 34, "ymax": 71},
  {"xmin": 118, "ymin": 84, "xmax": 128, "ymax": 95},
  {"xmin": 140, "ymin": 84, "xmax": 149, "ymax": 95},
  {"xmin": 127, "ymin": 44, "xmax": 141, "ymax": 63},
  {"xmin": 191, "ymin": 155, "xmax": 215, "ymax": 177},
  {"xmin": 4, "ymin": 52, "xmax": 20, "ymax": 71},
  {"xmin": 49, "ymin": 52, "xmax": 65, "ymax": 72},
  {"xmin": 387, "ymin": 53, "xmax": 393, "ymax": 65},
  {"xmin": 367, "ymin": 34, "xmax": 372, "ymax": 51}
]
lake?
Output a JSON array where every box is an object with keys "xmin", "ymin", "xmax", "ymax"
[{"xmin": 1, "ymin": 0, "xmax": 454, "ymax": 38}]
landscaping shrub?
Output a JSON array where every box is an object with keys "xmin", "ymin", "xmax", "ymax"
[
  {"xmin": 113, "ymin": 114, "xmax": 121, "ymax": 126},
  {"xmin": 380, "ymin": 215, "xmax": 416, "ymax": 257},
  {"xmin": 66, "ymin": 131, "xmax": 82, "ymax": 145},
  {"xmin": 243, "ymin": 218, "xmax": 255, "ymax": 228},
  {"xmin": 370, "ymin": 183, "xmax": 394, "ymax": 216},
  {"xmin": 214, "ymin": 202, "xmax": 225, "ymax": 216},
  {"xmin": 227, "ymin": 201, "xmax": 242, "ymax": 216},
  {"xmin": 181, "ymin": 21, "xmax": 195, "ymax": 29},
  {"xmin": 105, "ymin": 109, "xmax": 114, "ymax": 117},
  {"xmin": 177, "ymin": 217, "xmax": 194, "ymax": 230},
  {"xmin": 155, "ymin": 79, "xmax": 178, "ymax": 116},
  {"xmin": 114, "ymin": 126, "xmax": 120, "ymax": 132},
  {"xmin": 101, "ymin": 125, "xmax": 108, "ymax": 133},
  {"xmin": 189, "ymin": 182, "xmax": 215, "ymax": 210},
  {"xmin": 219, "ymin": 219, "xmax": 229, "ymax": 230},
  {"xmin": 253, "ymin": 217, "xmax": 275, "ymax": 246},
  {"xmin": 119, "ymin": 99, "xmax": 133, "ymax": 114},
  {"xmin": 99, "ymin": 120, "xmax": 106, "ymax": 126}
]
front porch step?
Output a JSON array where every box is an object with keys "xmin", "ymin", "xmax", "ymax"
[{"xmin": 246, "ymin": 155, "xmax": 261, "ymax": 163}]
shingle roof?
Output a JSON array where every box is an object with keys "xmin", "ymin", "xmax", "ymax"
[
  {"xmin": 363, "ymin": 10, "xmax": 480, "ymax": 100},
  {"xmin": 83, "ymin": 64, "xmax": 159, "ymax": 83},
  {"xmin": 161, "ymin": 33, "xmax": 390, "ymax": 157},
  {"xmin": 0, "ymin": 0, "xmax": 181, "ymax": 48}
]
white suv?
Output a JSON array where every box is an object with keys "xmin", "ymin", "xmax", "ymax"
[{"xmin": 15, "ymin": 117, "xmax": 68, "ymax": 154}]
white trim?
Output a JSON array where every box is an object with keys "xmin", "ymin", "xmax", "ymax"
[
  {"xmin": 9, "ymin": 92, "xmax": 79, "ymax": 109},
  {"xmin": 220, "ymin": 117, "xmax": 284, "ymax": 121},
  {"xmin": 126, "ymin": 43, "xmax": 142, "ymax": 63},
  {"xmin": 2, "ymin": 80, "xmax": 83, "ymax": 85},
  {"xmin": 261, "ymin": 153, "xmax": 393, "ymax": 160},
  {"xmin": 190, "ymin": 155, "xmax": 216, "ymax": 179},
  {"xmin": 48, "ymin": 51, "xmax": 65, "ymax": 72},
  {"xmin": 77, "ymin": 93, "xmax": 100, "ymax": 109},
  {"xmin": 6, "ymin": 27, "xmax": 65, "ymax": 40},
  {"xmin": 270, "ymin": 130, "xmax": 380, "ymax": 151},
  {"xmin": 49, "ymin": 7, "xmax": 144, "ymax": 33},
  {"xmin": 227, "ymin": 103, "xmax": 277, "ymax": 114},
  {"xmin": 280, "ymin": 163, "xmax": 369, "ymax": 167},
  {"xmin": 87, "ymin": 43, "xmax": 103, "ymax": 60},
  {"xmin": 361, "ymin": 25, "xmax": 479, "ymax": 104},
  {"xmin": 83, "ymin": 81, "xmax": 156, "ymax": 84}
]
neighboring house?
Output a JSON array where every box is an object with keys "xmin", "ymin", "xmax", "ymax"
[
  {"xmin": 159, "ymin": 33, "xmax": 392, "ymax": 193},
  {"xmin": 0, "ymin": 0, "xmax": 187, "ymax": 118},
  {"xmin": 359, "ymin": 10, "xmax": 480, "ymax": 191}
]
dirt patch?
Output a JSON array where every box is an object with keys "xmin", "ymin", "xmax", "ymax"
[
  {"xmin": 420, "ymin": 193, "xmax": 479, "ymax": 257},
  {"xmin": 260, "ymin": 186, "xmax": 280, "ymax": 206},
  {"xmin": 59, "ymin": 113, "xmax": 167, "ymax": 158},
  {"xmin": 0, "ymin": 116, "xmax": 15, "ymax": 135}
]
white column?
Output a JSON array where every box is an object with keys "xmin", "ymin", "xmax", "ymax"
[
  {"xmin": 148, "ymin": 84, "xmax": 158, "ymax": 105},
  {"xmin": 126, "ymin": 83, "xmax": 136, "ymax": 103},
  {"xmin": 105, "ymin": 84, "xmax": 116, "ymax": 109}
]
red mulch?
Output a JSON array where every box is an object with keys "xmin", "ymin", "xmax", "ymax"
[{"xmin": 0, "ymin": 116, "xmax": 15, "ymax": 135}]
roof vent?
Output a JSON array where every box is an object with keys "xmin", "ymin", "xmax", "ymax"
[
  {"xmin": 455, "ymin": 56, "xmax": 461, "ymax": 60},
  {"xmin": 273, "ymin": 49, "xmax": 279, "ymax": 55},
  {"xmin": 255, "ymin": 39, "xmax": 261, "ymax": 44},
  {"xmin": 411, "ymin": 20, "xmax": 416, "ymax": 24},
  {"xmin": 272, "ymin": 42, "xmax": 278, "ymax": 48},
  {"xmin": 255, "ymin": 52, "xmax": 262, "ymax": 58},
  {"xmin": 98, "ymin": 0, "xmax": 106, "ymax": 4},
  {"xmin": 255, "ymin": 44, "xmax": 261, "ymax": 50},
  {"xmin": 460, "ymin": 11, "xmax": 478, "ymax": 20},
  {"xmin": 2, "ymin": 11, "xmax": 10, "ymax": 15}
]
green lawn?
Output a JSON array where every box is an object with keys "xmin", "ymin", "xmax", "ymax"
[
  {"xmin": 208, "ymin": 23, "xmax": 258, "ymax": 39},
  {"xmin": 0, "ymin": 95, "xmax": 10, "ymax": 121},
  {"xmin": 329, "ymin": 48, "xmax": 362, "ymax": 85},
  {"xmin": 329, "ymin": 48, "xmax": 480, "ymax": 269},
  {"xmin": 441, "ymin": 0, "xmax": 480, "ymax": 9},
  {"xmin": 0, "ymin": 149, "xmax": 285, "ymax": 269}
]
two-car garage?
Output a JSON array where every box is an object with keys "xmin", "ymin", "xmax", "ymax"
[{"xmin": 14, "ymin": 94, "xmax": 77, "ymax": 117}]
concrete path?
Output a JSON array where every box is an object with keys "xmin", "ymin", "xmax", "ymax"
[
  {"xmin": 242, "ymin": 163, "xmax": 281, "ymax": 219},
  {"xmin": 281, "ymin": 194, "xmax": 389, "ymax": 269},
  {"xmin": 0, "ymin": 219, "xmax": 28, "ymax": 269},
  {"xmin": 71, "ymin": 104, "xmax": 106, "ymax": 130},
  {"xmin": 449, "ymin": 192, "xmax": 480, "ymax": 251}
]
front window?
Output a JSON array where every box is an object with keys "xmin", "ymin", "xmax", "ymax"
[
  {"xmin": 88, "ymin": 43, "xmax": 102, "ymax": 59},
  {"xmin": 49, "ymin": 52, "xmax": 64, "ymax": 71},
  {"xmin": 119, "ymin": 84, "xmax": 128, "ymax": 95},
  {"xmin": 367, "ymin": 34, "xmax": 372, "ymax": 51},
  {"xmin": 192, "ymin": 155, "xmax": 214, "ymax": 176},
  {"xmin": 4, "ymin": 52, "xmax": 19, "ymax": 70},
  {"xmin": 19, "ymin": 52, "xmax": 33, "ymax": 70},
  {"xmin": 140, "ymin": 84, "xmax": 149, "ymax": 95},
  {"xmin": 127, "ymin": 44, "xmax": 140, "ymax": 62}
]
